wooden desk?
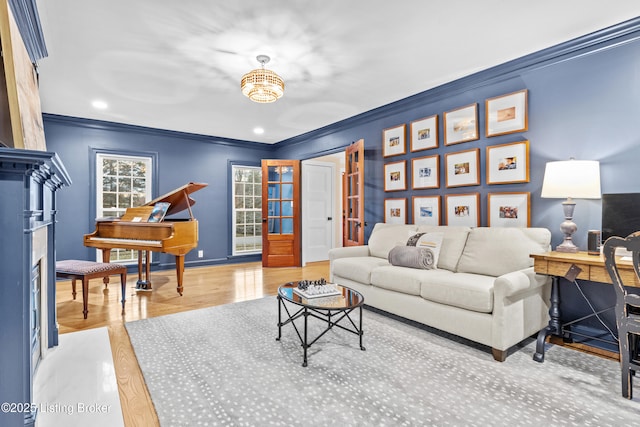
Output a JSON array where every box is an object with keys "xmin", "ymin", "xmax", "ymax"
[
  {"xmin": 531, "ymin": 251, "xmax": 639, "ymax": 287},
  {"xmin": 530, "ymin": 251, "xmax": 637, "ymax": 362}
]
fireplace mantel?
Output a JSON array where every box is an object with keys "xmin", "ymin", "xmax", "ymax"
[{"xmin": 0, "ymin": 147, "xmax": 70, "ymax": 427}]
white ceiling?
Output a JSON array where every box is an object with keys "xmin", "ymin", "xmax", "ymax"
[{"xmin": 34, "ymin": 1, "xmax": 640, "ymax": 144}]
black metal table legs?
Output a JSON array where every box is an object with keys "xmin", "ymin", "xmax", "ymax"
[{"xmin": 276, "ymin": 295, "xmax": 365, "ymax": 367}]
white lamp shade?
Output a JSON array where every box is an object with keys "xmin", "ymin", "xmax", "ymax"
[{"xmin": 540, "ymin": 159, "xmax": 601, "ymax": 199}]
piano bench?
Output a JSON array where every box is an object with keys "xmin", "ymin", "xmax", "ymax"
[{"xmin": 55, "ymin": 260, "xmax": 128, "ymax": 319}]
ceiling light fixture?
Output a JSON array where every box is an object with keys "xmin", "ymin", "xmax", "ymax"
[
  {"xmin": 91, "ymin": 100, "xmax": 108, "ymax": 110},
  {"xmin": 241, "ymin": 55, "xmax": 284, "ymax": 103}
]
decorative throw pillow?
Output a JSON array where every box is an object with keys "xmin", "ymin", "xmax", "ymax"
[
  {"xmin": 388, "ymin": 246, "xmax": 436, "ymax": 270},
  {"xmin": 406, "ymin": 232, "xmax": 444, "ymax": 268}
]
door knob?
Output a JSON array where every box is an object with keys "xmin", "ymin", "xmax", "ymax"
[{"xmin": 327, "ymin": 217, "xmax": 332, "ymax": 220}]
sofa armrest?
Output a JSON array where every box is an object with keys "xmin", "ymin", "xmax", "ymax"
[
  {"xmin": 328, "ymin": 246, "xmax": 372, "ymax": 282},
  {"xmin": 491, "ymin": 267, "xmax": 552, "ymax": 352},
  {"xmin": 328, "ymin": 245, "xmax": 371, "ymax": 261},
  {"xmin": 493, "ymin": 267, "xmax": 549, "ymax": 299}
]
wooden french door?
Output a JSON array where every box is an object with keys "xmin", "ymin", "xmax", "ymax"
[
  {"xmin": 343, "ymin": 139, "xmax": 365, "ymax": 246},
  {"xmin": 261, "ymin": 160, "xmax": 301, "ymax": 267}
]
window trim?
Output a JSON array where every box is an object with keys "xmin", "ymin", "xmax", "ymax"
[
  {"xmin": 89, "ymin": 148, "xmax": 159, "ymax": 262},
  {"xmin": 95, "ymin": 152, "xmax": 153, "ymax": 219},
  {"xmin": 229, "ymin": 161, "xmax": 262, "ymax": 257}
]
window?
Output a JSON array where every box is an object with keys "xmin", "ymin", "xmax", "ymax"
[
  {"xmin": 96, "ymin": 153, "xmax": 153, "ymax": 263},
  {"xmin": 232, "ymin": 165, "xmax": 262, "ymax": 255}
]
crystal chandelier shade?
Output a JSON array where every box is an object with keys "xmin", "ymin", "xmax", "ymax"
[{"xmin": 241, "ymin": 55, "xmax": 285, "ymax": 103}]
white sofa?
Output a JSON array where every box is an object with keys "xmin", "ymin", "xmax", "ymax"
[{"xmin": 329, "ymin": 223, "xmax": 552, "ymax": 361}]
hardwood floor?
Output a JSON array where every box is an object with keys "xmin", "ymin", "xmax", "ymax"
[{"xmin": 56, "ymin": 260, "xmax": 330, "ymax": 427}]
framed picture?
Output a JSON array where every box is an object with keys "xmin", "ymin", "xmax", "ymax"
[
  {"xmin": 384, "ymin": 198, "xmax": 407, "ymax": 224},
  {"xmin": 485, "ymin": 89, "xmax": 528, "ymax": 137},
  {"xmin": 382, "ymin": 124, "xmax": 406, "ymax": 157},
  {"xmin": 384, "ymin": 160, "xmax": 407, "ymax": 191},
  {"xmin": 445, "ymin": 148, "xmax": 480, "ymax": 188},
  {"xmin": 486, "ymin": 140, "xmax": 530, "ymax": 185},
  {"xmin": 411, "ymin": 155, "xmax": 439, "ymax": 189},
  {"xmin": 412, "ymin": 195, "xmax": 440, "ymax": 226},
  {"xmin": 443, "ymin": 103, "xmax": 478, "ymax": 145},
  {"xmin": 445, "ymin": 193, "xmax": 480, "ymax": 227},
  {"xmin": 488, "ymin": 192, "xmax": 531, "ymax": 227},
  {"xmin": 410, "ymin": 115, "xmax": 438, "ymax": 152}
]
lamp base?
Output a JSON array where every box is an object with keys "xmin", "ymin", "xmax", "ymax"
[
  {"xmin": 556, "ymin": 241, "xmax": 579, "ymax": 253},
  {"xmin": 556, "ymin": 200, "xmax": 578, "ymax": 253}
]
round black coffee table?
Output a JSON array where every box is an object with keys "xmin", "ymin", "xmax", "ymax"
[{"xmin": 276, "ymin": 282, "xmax": 365, "ymax": 367}]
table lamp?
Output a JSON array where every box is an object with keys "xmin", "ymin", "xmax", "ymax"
[{"xmin": 541, "ymin": 159, "xmax": 601, "ymax": 253}]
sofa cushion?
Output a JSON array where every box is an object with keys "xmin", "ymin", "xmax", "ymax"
[
  {"xmin": 388, "ymin": 246, "xmax": 436, "ymax": 270},
  {"xmin": 406, "ymin": 232, "xmax": 443, "ymax": 268},
  {"xmin": 368, "ymin": 223, "xmax": 418, "ymax": 259},
  {"xmin": 416, "ymin": 225, "xmax": 471, "ymax": 271},
  {"xmin": 420, "ymin": 272, "xmax": 496, "ymax": 313},
  {"xmin": 456, "ymin": 227, "xmax": 551, "ymax": 277},
  {"xmin": 332, "ymin": 256, "xmax": 390, "ymax": 284},
  {"xmin": 371, "ymin": 265, "xmax": 454, "ymax": 296}
]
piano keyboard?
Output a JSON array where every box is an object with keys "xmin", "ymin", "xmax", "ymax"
[{"xmin": 89, "ymin": 237, "xmax": 163, "ymax": 247}]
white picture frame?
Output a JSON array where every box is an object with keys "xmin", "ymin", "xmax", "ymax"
[
  {"xmin": 445, "ymin": 193, "xmax": 480, "ymax": 227},
  {"xmin": 382, "ymin": 124, "xmax": 406, "ymax": 157},
  {"xmin": 486, "ymin": 140, "xmax": 530, "ymax": 185},
  {"xmin": 410, "ymin": 115, "xmax": 438, "ymax": 152},
  {"xmin": 412, "ymin": 195, "xmax": 440, "ymax": 226},
  {"xmin": 445, "ymin": 148, "xmax": 480, "ymax": 188},
  {"xmin": 444, "ymin": 103, "xmax": 478, "ymax": 145},
  {"xmin": 411, "ymin": 155, "xmax": 439, "ymax": 189},
  {"xmin": 486, "ymin": 89, "xmax": 528, "ymax": 137},
  {"xmin": 488, "ymin": 192, "xmax": 531, "ymax": 227},
  {"xmin": 384, "ymin": 160, "xmax": 407, "ymax": 192},
  {"xmin": 384, "ymin": 198, "xmax": 407, "ymax": 224}
]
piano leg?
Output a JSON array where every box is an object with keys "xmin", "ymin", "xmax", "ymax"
[
  {"xmin": 145, "ymin": 251, "xmax": 152, "ymax": 290},
  {"xmin": 176, "ymin": 255, "xmax": 185, "ymax": 296},
  {"xmin": 135, "ymin": 250, "xmax": 152, "ymax": 291}
]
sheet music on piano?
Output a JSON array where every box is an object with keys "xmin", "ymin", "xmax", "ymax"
[{"xmin": 148, "ymin": 202, "xmax": 170, "ymax": 223}]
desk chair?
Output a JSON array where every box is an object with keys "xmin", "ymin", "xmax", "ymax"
[{"xmin": 603, "ymin": 233, "xmax": 640, "ymax": 399}]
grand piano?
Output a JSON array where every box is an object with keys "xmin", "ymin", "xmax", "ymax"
[{"xmin": 84, "ymin": 182, "xmax": 208, "ymax": 295}]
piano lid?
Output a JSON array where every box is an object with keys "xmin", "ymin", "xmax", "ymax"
[{"xmin": 144, "ymin": 182, "xmax": 208, "ymax": 218}]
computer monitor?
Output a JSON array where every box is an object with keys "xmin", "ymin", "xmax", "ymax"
[{"xmin": 601, "ymin": 193, "xmax": 640, "ymax": 242}]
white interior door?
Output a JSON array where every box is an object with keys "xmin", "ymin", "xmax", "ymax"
[{"xmin": 302, "ymin": 160, "xmax": 335, "ymax": 264}]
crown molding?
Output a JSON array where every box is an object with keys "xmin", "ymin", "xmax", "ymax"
[{"xmin": 42, "ymin": 114, "xmax": 274, "ymax": 152}]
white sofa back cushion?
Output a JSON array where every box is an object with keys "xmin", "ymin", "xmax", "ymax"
[
  {"xmin": 369, "ymin": 223, "xmax": 418, "ymax": 258},
  {"xmin": 456, "ymin": 227, "xmax": 551, "ymax": 277},
  {"xmin": 417, "ymin": 225, "xmax": 471, "ymax": 271}
]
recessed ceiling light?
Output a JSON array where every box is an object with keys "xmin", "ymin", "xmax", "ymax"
[
  {"xmin": 253, "ymin": 127, "xmax": 265, "ymax": 135},
  {"xmin": 91, "ymin": 100, "xmax": 108, "ymax": 110}
]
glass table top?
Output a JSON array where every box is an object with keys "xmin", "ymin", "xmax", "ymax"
[{"xmin": 278, "ymin": 282, "xmax": 364, "ymax": 310}]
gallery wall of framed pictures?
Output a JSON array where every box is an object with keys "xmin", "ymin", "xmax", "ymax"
[{"xmin": 381, "ymin": 88, "xmax": 531, "ymax": 227}]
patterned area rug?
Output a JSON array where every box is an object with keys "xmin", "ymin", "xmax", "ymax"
[{"xmin": 126, "ymin": 297, "xmax": 639, "ymax": 426}]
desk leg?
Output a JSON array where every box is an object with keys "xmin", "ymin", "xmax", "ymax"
[{"xmin": 533, "ymin": 276, "xmax": 561, "ymax": 363}]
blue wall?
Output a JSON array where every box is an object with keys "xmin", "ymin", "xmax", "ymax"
[
  {"xmin": 45, "ymin": 117, "xmax": 273, "ymax": 269},
  {"xmin": 274, "ymin": 19, "xmax": 640, "ymax": 251},
  {"xmin": 44, "ymin": 18, "xmax": 640, "ymax": 348},
  {"xmin": 44, "ymin": 19, "xmax": 640, "ymax": 264}
]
